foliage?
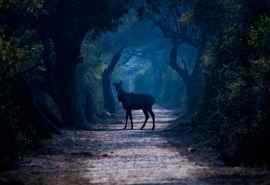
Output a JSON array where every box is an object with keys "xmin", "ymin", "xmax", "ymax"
[
  {"xmin": 248, "ymin": 14, "xmax": 270, "ymax": 54},
  {"xmin": 0, "ymin": 0, "xmax": 44, "ymax": 13},
  {"xmin": 43, "ymin": 0, "xmax": 132, "ymax": 124},
  {"xmin": 180, "ymin": 11, "xmax": 193, "ymax": 25},
  {"xmin": 1, "ymin": 0, "xmax": 132, "ymax": 170},
  {"xmin": 192, "ymin": 0, "xmax": 270, "ymax": 165},
  {"xmin": 79, "ymin": 38, "xmax": 106, "ymax": 121},
  {"xmin": 133, "ymin": 61, "xmax": 184, "ymax": 107},
  {"xmin": 0, "ymin": 0, "xmax": 51, "ymax": 170}
]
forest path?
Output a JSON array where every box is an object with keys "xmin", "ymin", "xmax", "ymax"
[{"xmin": 2, "ymin": 107, "xmax": 269, "ymax": 185}]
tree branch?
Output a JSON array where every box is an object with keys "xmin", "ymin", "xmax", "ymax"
[
  {"xmin": 169, "ymin": 40, "xmax": 189, "ymax": 81},
  {"xmin": 105, "ymin": 47, "xmax": 125, "ymax": 74}
]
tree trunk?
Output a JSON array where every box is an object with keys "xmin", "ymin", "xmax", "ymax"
[
  {"xmin": 53, "ymin": 37, "xmax": 81, "ymax": 126},
  {"xmin": 102, "ymin": 72, "xmax": 115, "ymax": 113},
  {"xmin": 169, "ymin": 40, "xmax": 203, "ymax": 117},
  {"xmin": 186, "ymin": 49, "xmax": 204, "ymax": 115},
  {"xmin": 185, "ymin": 73, "xmax": 202, "ymax": 115},
  {"xmin": 102, "ymin": 47, "xmax": 124, "ymax": 113}
]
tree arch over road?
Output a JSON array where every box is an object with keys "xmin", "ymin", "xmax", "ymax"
[{"xmin": 39, "ymin": 0, "xmax": 132, "ymax": 125}]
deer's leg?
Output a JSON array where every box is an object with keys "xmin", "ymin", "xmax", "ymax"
[
  {"xmin": 140, "ymin": 109, "xmax": 149, "ymax": 130},
  {"xmin": 124, "ymin": 110, "xmax": 129, "ymax": 129},
  {"xmin": 149, "ymin": 108, "xmax": 155, "ymax": 130},
  {"xmin": 128, "ymin": 110, "xmax": 134, "ymax": 130}
]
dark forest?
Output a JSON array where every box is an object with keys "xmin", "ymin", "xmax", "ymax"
[{"xmin": 1, "ymin": 0, "xmax": 270, "ymax": 184}]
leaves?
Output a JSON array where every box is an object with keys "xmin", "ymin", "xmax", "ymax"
[
  {"xmin": 180, "ymin": 11, "xmax": 193, "ymax": 25},
  {"xmin": 248, "ymin": 14, "xmax": 270, "ymax": 50},
  {"xmin": 193, "ymin": 0, "xmax": 270, "ymax": 165},
  {"xmin": 0, "ymin": 0, "xmax": 44, "ymax": 16},
  {"xmin": 0, "ymin": 0, "xmax": 46, "ymax": 169}
]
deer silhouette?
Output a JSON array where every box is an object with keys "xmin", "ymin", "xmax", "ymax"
[{"xmin": 113, "ymin": 82, "xmax": 155, "ymax": 130}]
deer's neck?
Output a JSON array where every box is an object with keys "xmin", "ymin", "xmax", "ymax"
[{"xmin": 117, "ymin": 87, "xmax": 127, "ymax": 101}]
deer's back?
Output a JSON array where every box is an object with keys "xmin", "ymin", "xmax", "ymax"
[{"xmin": 120, "ymin": 93, "xmax": 155, "ymax": 110}]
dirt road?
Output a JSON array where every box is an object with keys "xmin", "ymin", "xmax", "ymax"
[{"xmin": 1, "ymin": 107, "xmax": 269, "ymax": 185}]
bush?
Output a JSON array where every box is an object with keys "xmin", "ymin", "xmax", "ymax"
[
  {"xmin": 193, "ymin": 9, "xmax": 270, "ymax": 166},
  {"xmin": 0, "ymin": 0, "xmax": 53, "ymax": 169}
]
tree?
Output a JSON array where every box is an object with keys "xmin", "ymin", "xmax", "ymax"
[
  {"xmin": 192, "ymin": 0, "xmax": 270, "ymax": 165},
  {"xmin": 0, "ymin": 0, "xmax": 133, "ymax": 168},
  {"xmin": 38, "ymin": 0, "xmax": 132, "ymax": 125},
  {"xmin": 169, "ymin": 40, "xmax": 203, "ymax": 114},
  {"xmin": 102, "ymin": 47, "xmax": 125, "ymax": 113},
  {"xmin": 0, "ymin": 0, "xmax": 58, "ymax": 169},
  {"xmin": 139, "ymin": 0, "xmax": 206, "ymax": 116}
]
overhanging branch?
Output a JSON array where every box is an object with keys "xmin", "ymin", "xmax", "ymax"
[{"xmin": 169, "ymin": 40, "xmax": 189, "ymax": 81}]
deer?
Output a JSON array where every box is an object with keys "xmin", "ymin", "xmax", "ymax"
[{"xmin": 113, "ymin": 81, "xmax": 155, "ymax": 130}]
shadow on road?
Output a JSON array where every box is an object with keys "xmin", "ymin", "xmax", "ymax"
[{"xmin": 1, "ymin": 107, "xmax": 269, "ymax": 185}]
